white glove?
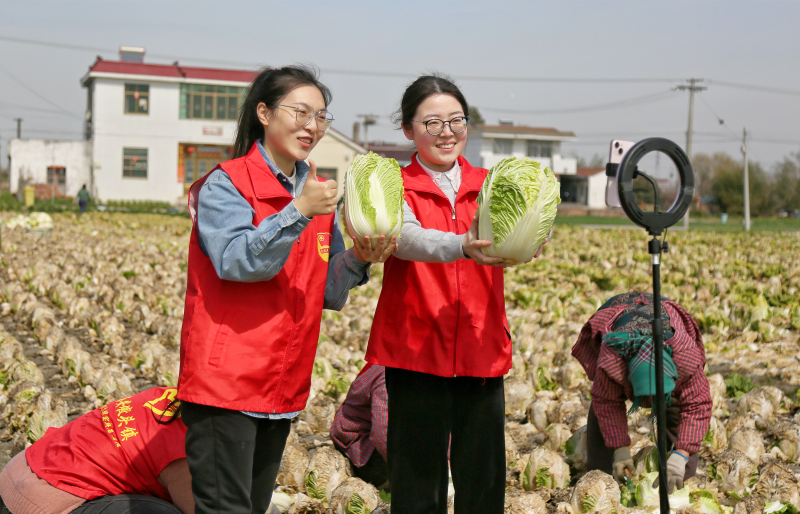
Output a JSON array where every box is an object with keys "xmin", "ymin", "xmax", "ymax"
[
  {"xmin": 612, "ymin": 446, "xmax": 635, "ymax": 483},
  {"xmin": 652, "ymin": 451, "xmax": 688, "ymax": 493}
]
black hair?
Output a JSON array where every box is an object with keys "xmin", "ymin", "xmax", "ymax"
[
  {"xmin": 233, "ymin": 64, "xmax": 332, "ymax": 158},
  {"xmin": 393, "ymin": 73, "xmax": 469, "ymax": 131}
]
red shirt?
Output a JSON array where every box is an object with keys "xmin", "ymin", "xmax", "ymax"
[
  {"xmin": 25, "ymin": 387, "xmax": 186, "ymax": 501},
  {"xmin": 571, "ymin": 294, "xmax": 711, "ymax": 453},
  {"xmin": 366, "ymin": 155, "xmax": 511, "ymax": 378},
  {"xmin": 178, "ymin": 144, "xmax": 335, "ymax": 412},
  {"xmin": 330, "ymin": 364, "xmax": 387, "ymax": 467}
]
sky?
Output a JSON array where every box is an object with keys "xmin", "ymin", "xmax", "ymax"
[{"xmin": 1, "ymin": 0, "xmax": 799, "ymax": 172}]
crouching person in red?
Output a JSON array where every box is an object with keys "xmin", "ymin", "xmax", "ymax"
[
  {"xmin": 330, "ymin": 363, "xmax": 388, "ymax": 489},
  {"xmin": 0, "ymin": 387, "xmax": 192, "ymax": 514},
  {"xmin": 572, "ymin": 292, "xmax": 711, "ymax": 493}
]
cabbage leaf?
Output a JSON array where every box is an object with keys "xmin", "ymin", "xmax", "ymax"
[
  {"xmin": 344, "ymin": 152, "xmax": 404, "ymax": 242},
  {"xmin": 477, "ymin": 157, "xmax": 560, "ymax": 264}
]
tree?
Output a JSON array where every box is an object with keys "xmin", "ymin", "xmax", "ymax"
[
  {"xmin": 571, "ymin": 153, "xmax": 605, "ymax": 169},
  {"xmin": 711, "ymin": 160, "xmax": 774, "ymax": 216},
  {"xmin": 468, "ymin": 106, "xmax": 485, "ymax": 125},
  {"xmin": 771, "ymin": 151, "xmax": 800, "ymax": 214}
]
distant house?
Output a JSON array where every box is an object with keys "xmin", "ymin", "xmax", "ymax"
[
  {"xmin": 9, "ymin": 47, "xmax": 366, "ymax": 202},
  {"xmin": 463, "ymin": 124, "xmax": 578, "ymax": 175},
  {"xmin": 8, "ymin": 139, "xmax": 92, "ymax": 198},
  {"xmin": 561, "ymin": 167, "xmax": 607, "ymax": 208},
  {"xmin": 364, "ymin": 142, "xmax": 416, "ymax": 167}
]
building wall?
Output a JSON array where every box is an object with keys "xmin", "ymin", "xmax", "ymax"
[
  {"xmin": 8, "ymin": 139, "xmax": 92, "ymax": 196},
  {"xmin": 91, "ymin": 78, "xmax": 239, "ymax": 202},
  {"xmin": 464, "ymin": 133, "xmax": 577, "ymax": 174},
  {"xmin": 307, "ymin": 132, "xmax": 363, "ymax": 194},
  {"xmin": 587, "ymin": 172, "xmax": 607, "ymax": 209}
]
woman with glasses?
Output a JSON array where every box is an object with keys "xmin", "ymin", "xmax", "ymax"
[
  {"xmin": 365, "ymin": 74, "xmax": 547, "ymax": 514},
  {"xmin": 177, "ymin": 65, "xmax": 397, "ymax": 514}
]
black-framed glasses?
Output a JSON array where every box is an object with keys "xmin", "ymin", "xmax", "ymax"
[
  {"xmin": 278, "ymin": 104, "xmax": 334, "ymax": 131},
  {"xmin": 413, "ymin": 116, "xmax": 469, "ymax": 136}
]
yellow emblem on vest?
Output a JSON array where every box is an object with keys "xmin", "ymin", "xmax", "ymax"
[
  {"xmin": 317, "ymin": 233, "xmax": 331, "ymax": 262},
  {"xmin": 143, "ymin": 388, "xmax": 181, "ymax": 418}
]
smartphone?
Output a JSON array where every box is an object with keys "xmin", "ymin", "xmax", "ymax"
[{"xmin": 606, "ymin": 140, "xmax": 636, "ymax": 208}]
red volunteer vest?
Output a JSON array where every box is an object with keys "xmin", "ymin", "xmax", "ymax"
[
  {"xmin": 178, "ymin": 143, "xmax": 335, "ymax": 412},
  {"xmin": 366, "ymin": 155, "xmax": 511, "ymax": 378},
  {"xmin": 25, "ymin": 387, "xmax": 186, "ymax": 501}
]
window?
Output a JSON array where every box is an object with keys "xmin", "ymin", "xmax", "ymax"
[
  {"xmin": 123, "ymin": 148, "xmax": 148, "ymax": 178},
  {"xmin": 526, "ymin": 141, "xmax": 552, "ymax": 158},
  {"xmin": 180, "ymin": 84, "xmax": 246, "ymax": 120},
  {"xmin": 494, "ymin": 138, "xmax": 513, "ymax": 155},
  {"xmin": 46, "ymin": 166, "xmax": 66, "ymax": 195},
  {"xmin": 124, "ymin": 84, "xmax": 149, "ymax": 114},
  {"xmin": 316, "ymin": 168, "xmax": 337, "ymax": 181}
]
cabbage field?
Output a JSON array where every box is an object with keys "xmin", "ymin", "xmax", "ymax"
[{"xmin": 0, "ymin": 212, "xmax": 798, "ymax": 513}]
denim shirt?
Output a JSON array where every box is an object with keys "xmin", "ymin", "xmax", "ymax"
[{"xmin": 196, "ymin": 141, "xmax": 370, "ymax": 418}]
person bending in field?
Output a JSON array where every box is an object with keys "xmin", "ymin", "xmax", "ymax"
[
  {"xmin": 330, "ymin": 363, "xmax": 388, "ymax": 489},
  {"xmin": 571, "ymin": 291, "xmax": 712, "ymax": 494},
  {"xmin": 0, "ymin": 387, "xmax": 193, "ymax": 514}
]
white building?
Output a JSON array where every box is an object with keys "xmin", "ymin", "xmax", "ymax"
[
  {"xmin": 8, "ymin": 139, "xmax": 92, "ymax": 197},
  {"xmin": 9, "ymin": 47, "xmax": 365, "ymax": 203},
  {"xmin": 563, "ymin": 167, "xmax": 607, "ymax": 208},
  {"xmin": 463, "ymin": 124, "xmax": 578, "ymax": 175}
]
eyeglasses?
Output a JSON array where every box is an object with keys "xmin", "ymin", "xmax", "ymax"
[
  {"xmin": 278, "ymin": 104, "xmax": 334, "ymax": 131},
  {"xmin": 412, "ymin": 116, "xmax": 469, "ymax": 136}
]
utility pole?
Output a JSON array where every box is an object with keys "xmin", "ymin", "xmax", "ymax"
[
  {"xmin": 742, "ymin": 127, "xmax": 751, "ymax": 232},
  {"xmin": 357, "ymin": 114, "xmax": 378, "ymax": 150},
  {"xmin": 675, "ymin": 79, "xmax": 707, "ymax": 229},
  {"xmin": 13, "ymin": 118, "xmax": 22, "ymax": 139}
]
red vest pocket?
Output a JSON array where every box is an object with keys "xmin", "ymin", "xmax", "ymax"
[{"xmin": 208, "ymin": 312, "xmax": 231, "ymax": 368}]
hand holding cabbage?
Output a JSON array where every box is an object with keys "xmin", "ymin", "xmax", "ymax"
[
  {"xmin": 476, "ymin": 157, "xmax": 560, "ymax": 265},
  {"xmin": 343, "ymin": 152, "xmax": 403, "ymax": 261}
]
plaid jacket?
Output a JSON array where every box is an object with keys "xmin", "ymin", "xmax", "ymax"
[
  {"xmin": 329, "ymin": 364, "xmax": 387, "ymax": 467},
  {"xmin": 572, "ymin": 293, "xmax": 711, "ymax": 453}
]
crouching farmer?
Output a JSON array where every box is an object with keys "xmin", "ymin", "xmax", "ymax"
[
  {"xmin": 571, "ymin": 291, "xmax": 711, "ymax": 493},
  {"xmin": 0, "ymin": 387, "xmax": 191, "ymax": 514},
  {"xmin": 330, "ymin": 363, "xmax": 389, "ymax": 489}
]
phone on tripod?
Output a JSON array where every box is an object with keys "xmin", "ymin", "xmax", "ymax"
[{"xmin": 606, "ymin": 140, "xmax": 635, "ymax": 208}]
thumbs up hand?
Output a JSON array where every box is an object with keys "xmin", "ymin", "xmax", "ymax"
[{"xmin": 295, "ymin": 160, "xmax": 341, "ymax": 218}]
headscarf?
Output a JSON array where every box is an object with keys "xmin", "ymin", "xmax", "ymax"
[{"xmin": 602, "ymin": 331, "xmax": 678, "ymax": 413}]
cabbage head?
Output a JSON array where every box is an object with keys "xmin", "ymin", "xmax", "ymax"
[
  {"xmin": 477, "ymin": 157, "xmax": 560, "ymax": 264},
  {"xmin": 344, "ymin": 152, "xmax": 404, "ymax": 242}
]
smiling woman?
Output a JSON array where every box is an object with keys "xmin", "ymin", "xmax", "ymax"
[
  {"xmin": 177, "ymin": 65, "xmax": 397, "ymax": 514},
  {"xmin": 364, "ymin": 73, "xmax": 540, "ymax": 514}
]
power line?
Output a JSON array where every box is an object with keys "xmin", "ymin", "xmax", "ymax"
[
  {"xmin": 707, "ymin": 80, "xmax": 800, "ymax": 97},
  {"xmin": 0, "ymin": 63, "xmax": 82, "ymax": 119},
  {"xmin": 477, "ymin": 90, "xmax": 677, "ymax": 115},
  {"xmin": 0, "ymin": 100, "xmax": 81, "ymax": 117},
  {"xmin": 0, "ymin": 35, "xmax": 686, "ymax": 84}
]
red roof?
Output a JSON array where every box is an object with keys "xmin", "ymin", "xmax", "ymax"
[
  {"xmin": 576, "ymin": 167, "xmax": 605, "ymax": 177},
  {"xmin": 83, "ymin": 57, "xmax": 258, "ymax": 84}
]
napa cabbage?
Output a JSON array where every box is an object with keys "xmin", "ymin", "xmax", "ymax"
[
  {"xmin": 477, "ymin": 157, "xmax": 560, "ymax": 264},
  {"xmin": 344, "ymin": 152, "xmax": 404, "ymax": 243}
]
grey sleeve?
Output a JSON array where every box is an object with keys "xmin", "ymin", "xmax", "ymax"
[{"xmin": 393, "ymin": 200, "xmax": 466, "ymax": 263}]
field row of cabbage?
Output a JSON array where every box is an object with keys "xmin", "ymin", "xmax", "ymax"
[{"xmin": 0, "ymin": 213, "xmax": 797, "ymax": 513}]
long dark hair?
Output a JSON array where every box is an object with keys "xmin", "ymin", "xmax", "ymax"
[
  {"xmin": 393, "ymin": 73, "xmax": 469, "ymax": 131},
  {"xmin": 233, "ymin": 64, "xmax": 332, "ymax": 158}
]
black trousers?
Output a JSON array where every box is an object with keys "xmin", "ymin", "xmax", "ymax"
[
  {"xmin": 385, "ymin": 367, "xmax": 506, "ymax": 514},
  {"xmin": 182, "ymin": 401, "xmax": 291, "ymax": 514},
  {"xmin": 586, "ymin": 403, "xmax": 698, "ymax": 479},
  {"xmin": 0, "ymin": 495, "xmax": 180, "ymax": 514}
]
